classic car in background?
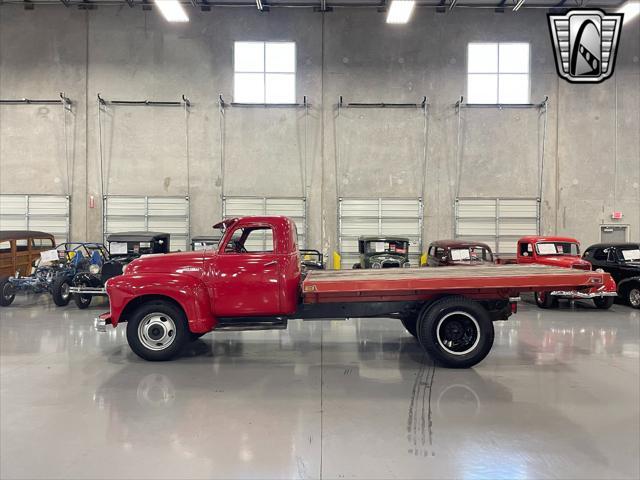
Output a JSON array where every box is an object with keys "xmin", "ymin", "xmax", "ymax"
[
  {"xmin": 0, "ymin": 230, "xmax": 56, "ymax": 279},
  {"xmin": 300, "ymin": 249, "xmax": 324, "ymax": 270},
  {"xmin": 583, "ymin": 242, "xmax": 640, "ymax": 309},
  {"xmin": 191, "ymin": 235, "xmax": 221, "ymax": 251},
  {"xmin": 426, "ymin": 240, "xmax": 494, "ymax": 267},
  {"xmin": 352, "ymin": 236, "xmax": 411, "ymax": 269},
  {"xmin": 70, "ymin": 232, "xmax": 170, "ymax": 309},
  {"xmin": 0, "ymin": 242, "xmax": 108, "ymax": 307},
  {"xmin": 515, "ymin": 236, "xmax": 617, "ymax": 309}
]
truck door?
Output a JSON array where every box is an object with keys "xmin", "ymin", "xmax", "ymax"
[{"xmin": 212, "ymin": 225, "xmax": 282, "ymax": 317}]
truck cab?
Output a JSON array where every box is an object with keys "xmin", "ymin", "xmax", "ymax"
[
  {"xmin": 516, "ymin": 236, "xmax": 591, "ymax": 270},
  {"xmin": 516, "ymin": 236, "xmax": 616, "ymax": 309}
]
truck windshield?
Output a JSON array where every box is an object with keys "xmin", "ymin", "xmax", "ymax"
[
  {"xmin": 619, "ymin": 246, "xmax": 640, "ymax": 262},
  {"xmin": 535, "ymin": 242, "xmax": 580, "ymax": 256},
  {"xmin": 364, "ymin": 240, "xmax": 408, "ymax": 254},
  {"xmin": 450, "ymin": 247, "xmax": 493, "ymax": 263}
]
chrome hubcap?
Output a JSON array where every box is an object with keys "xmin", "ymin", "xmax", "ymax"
[
  {"xmin": 138, "ymin": 313, "xmax": 177, "ymax": 351},
  {"xmin": 630, "ymin": 289, "xmax": 640, "ymax": 308},
  {"xmin": 436, "ymin": 311, "xmax": 481, "ymax": 356},
  {"xmin": 61, "ymin": 283, "xmax": 70, "ymax": 300}
]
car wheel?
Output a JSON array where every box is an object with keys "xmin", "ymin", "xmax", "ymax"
[
  {"xmin": 73, "ymin": 283, "xmax": 92, "ymax": 309},
  {"xmin": 416, "ymin": 296, "xmax": 494, "ymax": 368},
  {"xmin": 593, "ymin": 296, "xmax": 614, "ymax": 310},
  {"xmin": 534, "ymin": 291, "xmax": 558, "ymax": 309},
  {"xmin": 51, "ymin": 276, "xmax": 72, "ymax": 306},
  {"xmin": 352, "ymin": 263, "xmax": 361, "ymax": 269},
  {"xmin": 126, "ymin": 301, "xmax": 190, "ymax": 361},
  {"xmin": 400, "ymin": 316, "xmax": 418, "ymax": 338},
  {"xmin": 628, "ymin": 286, "xmax": 640, "ymax": 309},
  {"xmin": 0, "ymin": 278, "xmax": 16, "ymax": 307}
]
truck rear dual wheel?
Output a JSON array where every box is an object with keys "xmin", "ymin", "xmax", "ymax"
[
  {"xmin": 400, "ymin": 317, "xmax": 418, "ymax": 338},
  {"xmin": 127, "ymin": 301, "xmax": 190, "ymax": 361},
  {"xmin": 416, "ymin": 296, "xmax": 494, "ymax": 369}
]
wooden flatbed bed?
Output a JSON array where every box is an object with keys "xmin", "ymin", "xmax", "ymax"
[{"xmin": 302, "ymin": 264, "xmax": 607, "ymax": 303}]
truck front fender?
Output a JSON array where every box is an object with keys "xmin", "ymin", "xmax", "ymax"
[{"xmin": 106, "ymin": 273, "xmax": 215, "ymax": 333}]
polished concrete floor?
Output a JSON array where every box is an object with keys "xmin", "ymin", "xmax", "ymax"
[{"xmin": 1, "ymin": 296, "xmax": 639, "ymax": 480}]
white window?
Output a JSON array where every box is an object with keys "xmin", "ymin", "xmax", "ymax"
[
  {"xmin": 234, "ymin": 42, "xmax": 296, "ymax": 104},
  {"xmin": 467, "ymin": 43, "xmax": 530, "ymax": 105}
]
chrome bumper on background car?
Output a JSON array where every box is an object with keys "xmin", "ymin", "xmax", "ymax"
[
  {"xmin": 69, "ymin": 286, "xmax": 107, "ymax": 295},
  {"xmin": 550, "ymin": 291, "xmax": 618, "ymax": 299},
  {"xmin": 94, "ymin": 317, "xmax": 107, "ymax": 332}
]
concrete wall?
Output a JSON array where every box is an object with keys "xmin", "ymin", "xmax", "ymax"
[{"xmin": 1, "ymin": 6, "xmax": 638, "ymax": 259}]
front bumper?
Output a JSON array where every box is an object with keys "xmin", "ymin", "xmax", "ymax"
[
  {"xmin": 70, "ymin": 286, "xmax": 107, "ymax": 296},
  {"xmin": 550, "ymin": 290, "xmax": 618, "ymax": 299},
  {"xmin": 94, "ymin": 313, "xmax": 112, "ymax": 333}
]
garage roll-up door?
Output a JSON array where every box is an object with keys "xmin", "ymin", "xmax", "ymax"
[
  {"xmin": 0, "ymin": 194, "xmax": 70, "ymax": 244},
  {"xmin": 103, "ymin": 196, "xmax": 190, "ymax": 252},
  {"xmin": 339, "ymin": 197, "xmax": 423, "ymax": 268},
  {"xmin": 223, "ymin": 196, "xmax": 307, "ymax": 249},
  {"xmin": 455, "ymin": 198, "xmax": 539, "ymax": 255}
]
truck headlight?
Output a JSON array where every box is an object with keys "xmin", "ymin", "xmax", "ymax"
[
  {"xmin": 89, "ymin": 264, "xmax": 101, "ymax": 275},
  {"xmin": 372, "ymin": 262, "xmax": 381, "ymax": 269}
]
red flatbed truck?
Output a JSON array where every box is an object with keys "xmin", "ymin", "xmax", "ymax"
[{"xmin": 96, "ymin": 216, "xmax": 616, "ymax": 368}]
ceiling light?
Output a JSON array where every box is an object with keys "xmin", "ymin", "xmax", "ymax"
[
  {"xmin": 513, "ymin": 0, "xmax": 525, "ymax": 12},
  {"xmin": 154, "ymin": 0, "xmax": 189, "ymax": 22},
  {"xmin": 386, "ymin": 0, "xmax": 415, "ymax": 24},
  {"xmin": 618, "ymin": 1, "xmax": 640, "ymax": 24}
]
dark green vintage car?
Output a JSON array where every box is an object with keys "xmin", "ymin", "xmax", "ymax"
[{"xmin": 352, "ymin": 236, "xmax": 411, "ymax": 269}]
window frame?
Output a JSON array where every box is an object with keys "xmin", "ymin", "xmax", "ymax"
[
  {"xmin": 233, "ymin": 41, "xmax": 297, "ymax": 105},
  {"xmin": 466, "ymin": 42, "xmax": 531, "ymax": 105},
  {"xmin": 221, "ymin": 225, "xmax": 275, "ymax": 255}
]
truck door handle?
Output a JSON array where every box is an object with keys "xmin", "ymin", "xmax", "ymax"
[{"xmin": 264, "ymin": 260, "xmax": 277, "ymax": 267}]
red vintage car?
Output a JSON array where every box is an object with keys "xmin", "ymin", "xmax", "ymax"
[
  {"xmin": 515, "ymin": 236, "xmax": 617, "ymax": 309},
  {"xmin": 95, "ymin": 217, "xmax": 616, "ymax": 367}
]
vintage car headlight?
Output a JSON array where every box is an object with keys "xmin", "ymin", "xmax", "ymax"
[
  {"xmin": 89, "ymin": 264, "xmax": 101, "ymax": 275},
  {"xmin": 371, "ymin": 262, "xmax": 381, "ymax": 269},
  {"xmin": 403, "ymin": 262, "xmax": 411, "ymax": 268}
]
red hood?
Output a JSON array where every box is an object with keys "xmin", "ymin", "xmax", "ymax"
[
  {"xmin": 125, "ymin": 251, "xmax": 207, "ymax": 276},
  {"xmin": 535, "ymin": 256, "xmax": 592, "ymax": 270}
]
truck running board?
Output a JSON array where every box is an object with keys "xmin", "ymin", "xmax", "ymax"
[{"xmin": 214, "ymin": 318, "xmax": 288, "ymax": 331}]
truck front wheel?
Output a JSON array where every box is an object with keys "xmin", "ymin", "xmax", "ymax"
[
  {"xmin": 417, "ymin": 296, "xmax": 494, "ymax": 368},
  {"xmin": 126, "ymin": 301, "xmax": 190, "ymax": 361}
]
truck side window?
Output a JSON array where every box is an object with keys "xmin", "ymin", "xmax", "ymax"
[
  {"xmin": 223, "ymin": 227, "xmax": 274, "ymax": 254},
  {"xmin": 519, "ymin": 243, "xmax": 531, "ymax": 257}
]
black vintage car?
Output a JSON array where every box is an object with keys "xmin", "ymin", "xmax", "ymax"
[
  {"xmin": 583, "ymin": 242, "xmax": 640, "ymax": 308},
  {"xmin": 352, "ymin": 236, "xmax": 411, "ymax": 269},
  {"xmin": 69, "ymin": 232, "xmax": 170, "ymax": 309}
]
